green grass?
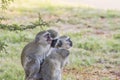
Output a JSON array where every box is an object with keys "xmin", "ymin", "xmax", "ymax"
[{"xmin": 0, "ymin": 0, "xmax": 120, "ymax": 80}]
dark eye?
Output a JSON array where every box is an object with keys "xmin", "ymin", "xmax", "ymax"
[{"xmin": 44, "ymin": 33, "xmax": 50, "ymax": 38}]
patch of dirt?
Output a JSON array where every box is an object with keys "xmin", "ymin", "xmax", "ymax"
[
  {"xmin": 63, "ymin": 66, "xmax": 120, "ymax": 80},
  {"xmin": 51, "ymin": 24, "xmax": 83, "ymax": 33}
]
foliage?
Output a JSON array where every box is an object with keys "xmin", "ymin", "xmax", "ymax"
[
  {"xmin": 1, "ymin": 0, "xmax": 14, "ymax": 9},
  {"xmin": 0, "ymin": 14, "xmax": 49, "ymax": 31},
  {"xmin": 0, "ymin": 40, "xmax": 7, "ymax": 53},
  {"xmin": 0, "ymin": 16, "xmax": 7, "ymax": 23}
]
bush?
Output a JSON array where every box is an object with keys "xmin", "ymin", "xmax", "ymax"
[{"xmin": 0, "ymin": 40, "xmax": 7, "ymax": 53}]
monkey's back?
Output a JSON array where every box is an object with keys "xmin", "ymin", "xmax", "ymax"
[
  {"xmin": 41, "ymin": 56, "xmax": 61, "ymax": 80},
  {"xmin": 40, "ymin": 49, "xmax": 69, "ymax": 80}
]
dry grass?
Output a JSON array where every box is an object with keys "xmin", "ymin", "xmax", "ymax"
[{"xmin": 0, "ymin": 0, "xmax": 120, "ymax": 80}]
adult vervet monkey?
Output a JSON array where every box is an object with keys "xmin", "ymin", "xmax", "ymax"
[
  {"xmin": 21, "ymin": 30, "xmax": 53, "ymax": 80},
  {"xmin": 39, "ymin": 36, "xmax": 73, "ymax": 80}
]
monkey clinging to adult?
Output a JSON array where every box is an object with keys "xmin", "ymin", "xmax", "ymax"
[
  {"xmin": 21, "ymin": 30, "xmax": 53, "ymax": 80},
  {"xmin": 39, "ymin": 35, "xmax": 73, "ymax": 80}
]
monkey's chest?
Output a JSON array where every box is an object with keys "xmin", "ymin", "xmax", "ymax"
[{"xmin": 53, "ymin": 67, "xmax": 61, "ymax": 79}]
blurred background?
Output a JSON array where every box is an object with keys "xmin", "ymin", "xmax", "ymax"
[
  {"xmin": 0, "ymin": 0, "xmax": 120, "ymax": 80},
  {"xmin": 52, "ymin": 0, "xmax": 120, "ymax": 10}
]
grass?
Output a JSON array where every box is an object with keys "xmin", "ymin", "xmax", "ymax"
[{"xmin": 0, "ymin": 0, "xmax": 120, "ymax": 80}]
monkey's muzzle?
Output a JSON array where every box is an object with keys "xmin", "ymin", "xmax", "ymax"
[{"xmin": 47, "ymin": 37, "xmax": 52, "ymax": 44}]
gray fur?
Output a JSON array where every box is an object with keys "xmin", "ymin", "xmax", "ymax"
[{"xmin": 40, "ymin": 49, "xmax": 69, "ymax": 80}]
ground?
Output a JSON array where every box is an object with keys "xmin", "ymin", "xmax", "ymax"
[{"xmin": 0, "ymin": 0, "xmax": 120, "ymax": 80}]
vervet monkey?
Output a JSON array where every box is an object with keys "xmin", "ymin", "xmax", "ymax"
[
  {"xmin": 40, "ymin": 49, "xmax": 70, "ymax": 80},
  {"xmin": 39, "ymin": 36, "xmax": 73, "ymax": 80},
  {"xmin": 21, "ymin": 30, "xmax": 53, "ymax": 80},
  {"xmin": 21, "ymin": 29, "xmax": 72, "ymax": 80}
]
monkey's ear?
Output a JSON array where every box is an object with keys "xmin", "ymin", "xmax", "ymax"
[{"xmin": 57, "ymin": 40, "xmax": 62, "ymax": 47}]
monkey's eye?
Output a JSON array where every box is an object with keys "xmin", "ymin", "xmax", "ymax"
[{"xmin": 44, "ymin": 33, "xmax": 50, "ymax": 38}]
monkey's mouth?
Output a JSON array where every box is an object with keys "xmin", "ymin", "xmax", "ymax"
[
  {"xmin": 47, "ymin": 38, "xmax": 52, "ymax": 44},
  {"xmin": 45, "ymin": 34, "xmax": 52, "ymax": 44}
]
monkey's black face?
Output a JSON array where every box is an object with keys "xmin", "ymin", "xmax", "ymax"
[
  {"xmin": 66, "ymin": 38, "xmax": 73, "ymax": 47},
  {"xmin": 51, "ymin": 37, "xmax": 73, "ymax": 49}
]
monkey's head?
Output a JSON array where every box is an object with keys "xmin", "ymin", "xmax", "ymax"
[
  {"xmin": 51, "ymin": 36, "xmax": 73, "ymax": 49},
  {"xmin": 47, "ymin": 29, "xmax": 59, "ymax": 39},
  {"xmin": 35, "ymin": 31, "xmax": 52, "ymax": 45}
]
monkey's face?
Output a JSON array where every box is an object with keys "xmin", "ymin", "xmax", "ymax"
[
  {"xmin": 51, "ymin": 36, "xmax": 73, "ymax": 49},
  {"xmin": 43, "ymin": 32, "xmax": 52, "ymax": 44},
  {"xmin": 60, "ymin": 37, "xmax": 72, "ymax": 49},
  {"xmin": 35, "ymin": 31, "xmax": 52, "ymax": 45}
]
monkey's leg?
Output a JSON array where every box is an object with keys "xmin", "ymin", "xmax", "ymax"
[{"xmin": 25, "ymin": 55, "xmax": 41, "ymax": 80}]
